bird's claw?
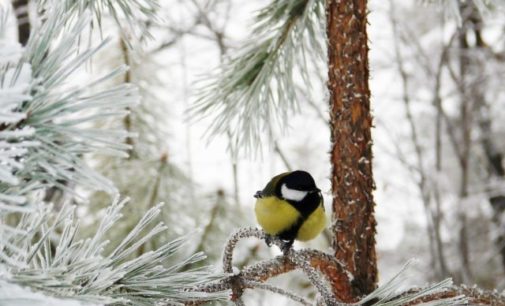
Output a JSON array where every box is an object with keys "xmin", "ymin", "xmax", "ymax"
[
  {"xmin": 265, "ymin": 234, "xmax": 273, "ymax": 247},
  {"xmin": 264, "ymin": 235, "xmax": 293, "ymax": 255},
  {"xmin": 280, "ymin": 240, "xmax": 293, "ymax": 255}
]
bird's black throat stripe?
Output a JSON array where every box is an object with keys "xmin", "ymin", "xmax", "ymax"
[
  {"xmin": 289, "ymin": 192, "xmax": 321, "ymax": 219},
  {"xmin": 277, "ymin": 192, "xmax": 322, "ymax": 242}
]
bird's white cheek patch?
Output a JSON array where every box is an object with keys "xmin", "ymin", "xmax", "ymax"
[{"xmin": 281, "ymin": 184, "xmax": 307, "ymax": 201}]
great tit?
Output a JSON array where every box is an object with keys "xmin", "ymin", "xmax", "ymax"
[{"xmin": 254, "ymin": 170, "xmax": 326, "ymax": 253}]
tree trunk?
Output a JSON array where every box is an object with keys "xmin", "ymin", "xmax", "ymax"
[{"xmin": 326, "ymin": 0, "xmax": 378, "ymax": 299}]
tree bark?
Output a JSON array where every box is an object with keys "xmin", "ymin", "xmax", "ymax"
[{"xmin": 326, "ymin": 0, "xmax": 377, "ymax": 299}]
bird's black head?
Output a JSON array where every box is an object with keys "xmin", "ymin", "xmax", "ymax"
[
  {"xmin": 276, "ymin": 170, "xmax": 320, "ymax": 201},
  {"xmin": 281, "ymin": 170, "xmax": 317, "ymax": 191}
]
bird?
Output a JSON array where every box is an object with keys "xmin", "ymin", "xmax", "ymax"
[{"xmin": 254, "ymin": 170, "xmax": 326, "ymax": 254}]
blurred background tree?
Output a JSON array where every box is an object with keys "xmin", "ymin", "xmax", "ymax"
[{"xmin": 376, "ymin": 0, "xmax": 505, "ymax": 289}]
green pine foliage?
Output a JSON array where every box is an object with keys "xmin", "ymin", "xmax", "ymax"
[{"xmin": 191, "ymin": 0, "xmax": 326, "ymax": 154}]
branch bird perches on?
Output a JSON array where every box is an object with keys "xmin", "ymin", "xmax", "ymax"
[{"xmin": 187, "ymin": 227, "xmax": 478, "ymax": 306}]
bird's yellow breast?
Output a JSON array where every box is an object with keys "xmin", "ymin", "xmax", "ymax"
[
  {"xmin": 296, "ymin": 205, "xmax": 326, "ymax": 241},
  {"xmin": 255, "ymin": 196, "xmax": 300, "ymax": 236},
  {"xmin": 254, "ymin": 196, "xmax": 327, "ymax": 241}
]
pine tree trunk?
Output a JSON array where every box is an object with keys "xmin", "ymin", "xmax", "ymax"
[{"xmin": 326, "ymin": 0, "xmax": 378, "ymax": 299}]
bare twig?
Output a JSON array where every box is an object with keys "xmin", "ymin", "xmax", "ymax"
[
  {"xmin": 431, "ymin": 32, "xmax": 456, "ymax": 282},
  {"xmin": 390, "ymin": 0, "xmax": 439, "ymax": 276}
]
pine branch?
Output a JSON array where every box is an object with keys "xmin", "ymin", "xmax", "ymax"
[
  {"xmin": 37, "ymin": 0, "xmax": 159, "ymax": 49},
  {"xmin": 191, "ymin": 0, "xmax": 326, "ymax": 153},
  {"xmin": 0, "ymin": 2, "xmax": 145, "ymax": 212},
  {"xmin": 1, "ymin": 198, "xmax": 226, "ymax": 305},
  {"xmin": 86, "ymin": 154, "xmax": 196, "ymax": 255},
  {"xmin": 22, "ymin": 13, "xmax": 135, "ymax": 193}
]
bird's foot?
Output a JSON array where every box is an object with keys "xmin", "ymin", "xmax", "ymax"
[
  {"xmin": 280, "ymin": 240, "xmax": 294, "ymax": 255},
  {"xmin": 264, "ymin": 235, "xmax": 293, "ymax": 255}
]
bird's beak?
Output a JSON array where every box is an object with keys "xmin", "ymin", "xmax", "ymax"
[{"xmin": 254, "ymin": 191, "xmax": 262, "ymax": 198}]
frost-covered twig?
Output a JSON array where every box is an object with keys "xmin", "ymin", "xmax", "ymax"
[
  {"xmin": 242, "ymin": 279, "xmax": 312, "ymax": 306},
  {"xmin": 220, "ymin": 227, "xmax": 344, "ymax": 304},
  {"xmin": 222, "ymin": 227, "xmax": 265, "ymax": 273},
  {"xmin": 288, "ymin": 248, "xmax": 340, "ymax": 305}
]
